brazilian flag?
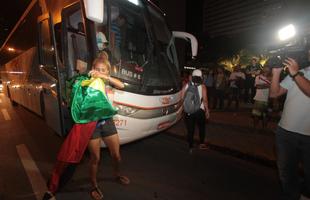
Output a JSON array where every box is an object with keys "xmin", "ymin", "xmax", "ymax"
[{"xmin": 70, "ymin": 75, "xmax": 117, "ymax": 124}]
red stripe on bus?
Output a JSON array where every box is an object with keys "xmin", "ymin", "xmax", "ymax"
[{"xmin": 113, "ymin": 100, "xmax": 180, "ymax": 110}]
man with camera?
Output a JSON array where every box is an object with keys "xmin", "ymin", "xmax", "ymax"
[{"xmin": 269, "ymin": 56, "xmax": 310, "ymax": 200}]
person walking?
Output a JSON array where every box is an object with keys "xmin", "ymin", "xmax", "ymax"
[{"xmin": 182, "ymin": 69, "xmax": 210, "ymax": 153}]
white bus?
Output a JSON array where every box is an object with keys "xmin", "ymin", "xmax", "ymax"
[{"xmin": 0, "ymin": 0, "xmax": 197, "ymax": 144}]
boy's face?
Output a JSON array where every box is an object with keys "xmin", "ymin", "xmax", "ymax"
[{"xmin": 94, "ymin": 63, "xmax": 109, "ymax": 75}]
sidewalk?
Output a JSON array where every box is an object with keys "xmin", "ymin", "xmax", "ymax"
[{"xmin": 167, "ymin": 104, "xmax": 279, "ymax": 163}]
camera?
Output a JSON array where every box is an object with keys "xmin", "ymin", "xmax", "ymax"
[{"xmin": 266, "ymin": 35, "xmax": 310, "ymax": 69}]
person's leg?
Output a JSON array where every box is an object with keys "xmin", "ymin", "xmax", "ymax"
[
  {"xmin": 184, "ymin": 114, "xmax": 195, "ymax": 149},
  {"xmin": 219, "ymin": 90, "xmax": 225, "ymax": 109},
  {"xmin": 244, "ymin": 86, "xmax": 249, "ymax": 103},
  {"xmin": 207, "ymin": 86, "xmax": 214, "ymax": 108},
  {"xmin": 235, "ymin": 88, "xmax": 240, "ymax": 109},
  {"xmin": 102, "ymin": 134, "xmax": 130, "ymax": 185},
  {"xmin": 226, "ymin": 88, "xmax": 232, "ymax": 109},
  {"xmin": 102, "ymin": 134, "xmax": 121, "ymax": 176},
  {"xmin": 276, "ymin": 127, "xmax": 301, "ymax": 200},
  {"xmin": 301, "ymin": 135, "xmax": 310, "ymax": 197},
  {"xmin": 88, "ymin": 138, "xmax": 101, "ymax": 188},
  {"xmin": 196, "ymin": 109, "xmax": 206, "ymax": 147},
  {"xmin": 213, "ymin": 90, "xmax": 218, "ymax": 109},
  {"xmin": 250, "ymin": 85, "xmax": 256, "ymax": 103}
]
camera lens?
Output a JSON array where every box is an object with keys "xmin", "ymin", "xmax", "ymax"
[{"xmin": 265, "ymin": 57, "xmax": 283, "ymax": 68}]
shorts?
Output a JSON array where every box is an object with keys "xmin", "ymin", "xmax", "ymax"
[
  {"xmin": 91, "ymin": 118, "xmax": 117, "ymax": 139},
  {"xmin": 252, "ymin": 100, "xmax": 268, "ymax": 118}
]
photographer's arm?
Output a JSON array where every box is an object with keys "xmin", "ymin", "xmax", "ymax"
[
  {"xmin": 270, "ymin": 68, "xmax": 287, "ymax": 98},
  {"xmin": 202, "ymin": 85, "xmax": 210, "ymax": 119},
  {"xmin": 284, "ymin": 58, "xmax": 310, "ymax": 97},
  {"xmin": 256, "ymin": 84, "xmax": 269, "ymax": 89}
]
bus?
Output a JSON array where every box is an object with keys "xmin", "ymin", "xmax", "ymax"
[{"xmin": 0, "ymin": 0, "xmax": 197, "ymax": 144}]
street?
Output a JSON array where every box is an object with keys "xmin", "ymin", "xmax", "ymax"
[{"xmin": 0, "ymin": 93, "xmax": 281, "ymax": 200}]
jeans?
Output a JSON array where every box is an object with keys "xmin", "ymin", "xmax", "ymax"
[
  {"xmin": 227, "ymin": 87, "xmax": 240, "ymax": 109},
  {"xmin": 276, "ymin": 126, "xmax": 310, "ymax": 200},
  {"xmin": 184, "ymin": 109, "xmax": 206, "ymax": 148},
  {"xmin": 213, "ymin": 89, "xmax": 225, "ymax": 109}
]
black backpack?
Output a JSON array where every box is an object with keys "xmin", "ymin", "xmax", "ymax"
[{"xmin": 183, "ymin": 82, "xmax": 201, "ymax": 114}]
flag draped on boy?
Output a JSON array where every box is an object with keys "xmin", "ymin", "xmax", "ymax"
[{"xmin": 48, "ymin": 76, "xmax": 117, "ymax": 193}]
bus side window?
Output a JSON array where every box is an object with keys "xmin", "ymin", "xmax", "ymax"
[
  {"xmin": 63, "ymin": 9, "xmax": 88, "ymax": 78},
  {"xmin": 38, "ymin": 19, "xmax": 57, "ymax": 77}
]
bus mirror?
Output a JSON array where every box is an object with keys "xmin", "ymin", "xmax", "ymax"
[
  {"xmin": 83, "ymin": 0, "xmax": 104, "ymax": 23},
  {"xmin": 172, "ymin": 31, "xmax": 198, "ymax": 59}
]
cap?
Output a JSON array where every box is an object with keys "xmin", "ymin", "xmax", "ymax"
[
  {"xmin": 96, "ymin": 32, "xmax": 108, "ymax": 50},
  {"xmin": 192, "ymin": 69, "xmax": 202, "ymax": 77},
  {"xmin": 97, "ymin": 32, "xmax": 108, "ymax": 43}
]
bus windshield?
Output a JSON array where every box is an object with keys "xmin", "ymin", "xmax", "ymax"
[{"xmin": 93, "ymin": 0, "xmax": 181, "ymax": 95}]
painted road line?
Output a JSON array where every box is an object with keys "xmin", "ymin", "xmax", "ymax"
[
  {"xmin": 16, "ymin": 144, "xmax": 47, "ymax": 200},
  {"xmin": 1, "ymin": 109, "xmax": 11, "ymax": 120}
]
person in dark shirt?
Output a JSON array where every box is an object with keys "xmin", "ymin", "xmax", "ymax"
[{"xmin": 244, "ymin": 57, "xmax": 262, "ymax": 103}]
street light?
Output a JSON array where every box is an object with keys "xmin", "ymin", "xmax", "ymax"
[
  {"xmin": 278, "ymin": 24, "xmax": 296, "ymax": 41},
  {"xmin": 7, "ymin": 47, "xmax": 15, "ymax": 52}
]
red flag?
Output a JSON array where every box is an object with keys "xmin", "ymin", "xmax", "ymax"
[{"xmin": 57, "ymin": 121, "xmax": 97, "ymax": 163}]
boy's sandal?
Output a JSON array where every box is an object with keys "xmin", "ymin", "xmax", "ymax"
[
  {"xmin": 199, "ymin": 143, "xmax": 209, "ymax": 150},
  {"xmin": 90, "ymin": 187, "xmax": 104, "ymax": 200},
  {"xmin": 42, "ymin": 191, "xmax": 56, "ymax": 200},
  {"xmin": 115, "ymin": 175, "xmax": 130, "ymax": 185}
]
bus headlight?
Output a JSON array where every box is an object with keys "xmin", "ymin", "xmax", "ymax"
[{"xmin": 114, "ymin": 104, "xmax": 139, "ymax": 116}]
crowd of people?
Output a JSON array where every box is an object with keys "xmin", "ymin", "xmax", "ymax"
[
  {"xmin": 182, "ymin": 57, "xmax": 287, "ymax": 128},
  {"xmin": 182, "ymin": 55, "xmax": 310, "ymax": 200}
]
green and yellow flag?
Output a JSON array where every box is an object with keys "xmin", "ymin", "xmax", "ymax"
[{"xmin": 70, "ymin": 76, "xmax": 117, "ymax": 124}]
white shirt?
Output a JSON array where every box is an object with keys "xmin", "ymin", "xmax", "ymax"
[
  {"xmin": 184, "ymin": 82, "xmax": 204, "ymax": 110},
  {"xmin": 279, "ymin": 67, "xmax": 310, "ymax": 135},
  {"xmin": 229, "ymin": 71, "xmax": 245, "ymax": 88},
  {"xmin": 254, "ymin": 75, "xmax": 270, "ymax": 102}
]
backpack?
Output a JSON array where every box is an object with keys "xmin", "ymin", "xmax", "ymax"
[{"xmin": 183, "ymin": 82, "xmax": 201, "ymax": 114}]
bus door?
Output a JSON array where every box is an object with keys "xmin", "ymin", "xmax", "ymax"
[
  {"xmin": 37, "ymin": 13, "xmax": 64, "ymax": 136},
  {"xmin": 58, "ymin": 3, "xmax": 92, "ymax": 134}
]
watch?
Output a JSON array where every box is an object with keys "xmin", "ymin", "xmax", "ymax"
[{"xmin": 290, "ymin": 71, "xmax": 304, "ymax": 80}]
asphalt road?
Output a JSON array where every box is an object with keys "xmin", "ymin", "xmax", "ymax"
[{"xmin": 0, "ymin": 93, "xmax": 281, "ymax": 200}]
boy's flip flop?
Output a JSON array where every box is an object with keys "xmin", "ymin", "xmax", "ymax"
[
  {"xmin": 199, "ymin": 144, "xmax": 209, "ymax": 150},
  {"xmin": 90, "ymin": 187, "xmax": 104, "ymax": 200},
  {"xmin": 115, "ymin": 175, "xmax": 130, "ymax": 185}
]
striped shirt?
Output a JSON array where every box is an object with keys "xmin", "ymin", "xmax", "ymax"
[{"xmin": 111, "ymin": 22, "xmax": 121, "ymax": 47}]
